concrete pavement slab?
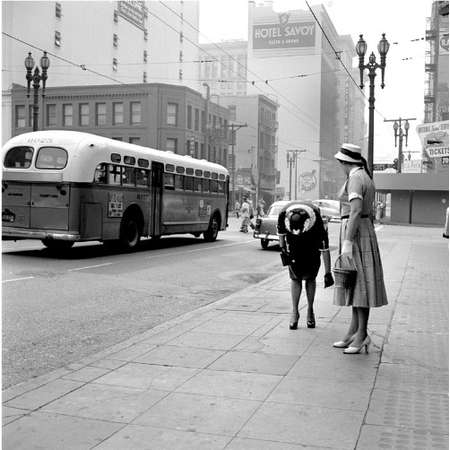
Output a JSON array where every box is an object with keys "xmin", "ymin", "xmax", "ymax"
[
  {"xmin": 365, "ymin": 388, "xmax": 449, "ymax": 434},
  {"xmin": 375, "ymin": 363, "xmax": 449, "ymax": 394},
  {"xmin": 225, "ymin": 437, "xmax": 331, "ymax": 449},
  {"xmin": 41, "ymin": 383, "xmax": 168, "ymax": 423},
  {"xmin": 93, "ymin": 363, "xmax": 199, "ymax": 391},
  {"xmin": 208, "ymin": 350, "xmax": 298, "ymax": 375},
  {"xmin": 106, "ymin": 342, "xmax": 157, "ymax": 361},
  {"xmin": 88, "ymin": 358, "xmax": 127, "ymax": 370},
  {"xmin": 175, "ymin": 368, "xmax": 282, "ymax": 400},
  {"xmin": 2, "ymin": 411, "xmax": 123, "ymax": 450},
  {"xmin": 4, "ymin": 379, "xmax": 84, "ymax": 411},
  {"xmin": 267, "ymin": 375, "xmax": 371, "ymax": 411},
  {"xmin": 95, "ymin": 424, "xmax": 231, "ymax": 450},
  {"xmin": 133, "ymin": 345, "xmax": 224, "ymax": 368},
  {"xmin": 357, "ymin": 424, "xmax": 449, "ymax": 450},
  {"xmin": 2, "ymin": 406, "xmax": 28, "ymax": 426},
  {"xmin": 238, "ymin": 401, "xmax": 363, "ymax": 449},
  {"xmin": 61, "ymin": 366, "xmax": 111, "ymax": 383},
  {"xmin": 133, "ymin": 392, "xmax": 260, "ymax": 435},
  {"xmin": 168, "ymin": 331, "xmax": 247, "ymax": 350},
  {"xmin": 191, "ymin": 318, "xmax": 269, "ymax": 335},
  {"xmin": 233, "ymin": 334, "xmax": 315, "ymax": 355}
]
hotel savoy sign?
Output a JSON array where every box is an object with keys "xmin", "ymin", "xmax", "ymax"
[{"xmin": 253, "ymin": 14, "xmax": 315, "ymax": 49}]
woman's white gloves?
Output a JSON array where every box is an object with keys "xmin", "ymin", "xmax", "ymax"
[{"xmin": 341, "ymin": 239, "xmax": 353, "ymax": 258}]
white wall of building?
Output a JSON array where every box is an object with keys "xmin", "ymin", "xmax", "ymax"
[
  {"xmin": 247, "ymin": 3, "xmax": 323, "ymax": 200},
  {"xmin": 1, "ymin": 1, "xmax": 200, "ymax": 143}
]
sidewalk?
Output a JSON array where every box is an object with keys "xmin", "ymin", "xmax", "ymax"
[{"xmin": 3, "ymin": 226, "xmax": 448, "ymax": 449}]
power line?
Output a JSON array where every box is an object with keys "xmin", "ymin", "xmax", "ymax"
[{"xmin": 156, "ymin": 1, "xmax": 320, "ymax": 132}]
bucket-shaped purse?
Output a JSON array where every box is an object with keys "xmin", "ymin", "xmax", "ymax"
[{"xmin": 332, "ymin": 254, "xmax": 357, "ymax": 289}]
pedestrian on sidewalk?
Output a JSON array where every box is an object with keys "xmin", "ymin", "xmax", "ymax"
[
  {"xmin": 235, "ymin": 200, "xmax": 241, "ymax": 218},
  {"xmin": 333, "ymin": 143, "xmax": 388, "ymax": 354},
  {"xmin": 277, "ymin": 201, "xmax": 334, "ymax": 330},
  {"xmin": 239, "ymin": 197, "xmax": 253, "ymax": 232}
]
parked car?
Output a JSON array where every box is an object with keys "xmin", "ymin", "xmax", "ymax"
[
  {"xmin": 312, "ymin": 199, "xmax": 341, "ymax": 222},
  {"xmin": 253, "ymin": 200, "xmax": 290, "ymax": 249}
]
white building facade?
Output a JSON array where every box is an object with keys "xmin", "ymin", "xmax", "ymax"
[{"xmin": 2, "ymin": 1, "xmax": 200, "ymax": 143}]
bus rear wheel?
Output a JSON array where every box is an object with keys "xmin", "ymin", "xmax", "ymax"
[
  {"xmin": 203, "ymin": 214, "xmax": 220, "ymax": 242},
  {"xmin": 41, "ymin": 239, "xmax": 74, "ymax": 251},
  {"xmin": 119, "ymin": 215, "xmax": 141, "ymax": 249}
]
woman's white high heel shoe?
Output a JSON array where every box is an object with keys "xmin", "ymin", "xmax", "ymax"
[
  {"xmin": 332, "ymin": 334, "xmax": 356, "ymax": 348},
  {"xmin": 343, "ymin": 335, "xmax": 371, "ymax": 354}
]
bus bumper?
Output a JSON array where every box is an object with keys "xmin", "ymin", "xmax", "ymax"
[{"xmin": 2, "ymin": 227, "xmax": 80, "ymax": 241}]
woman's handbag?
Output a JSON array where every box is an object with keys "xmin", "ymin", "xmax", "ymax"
[
  {"xmin": 280, "ymin": 250, "xmax": 292, "ymax": 266},
  {"xmin": 332, "ymin": 254, "xmax": 357, "ymax": 289}
]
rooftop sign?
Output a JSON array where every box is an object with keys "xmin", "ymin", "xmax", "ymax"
[{"xmin": 253, "ymin": 14, "xmax": 315, "ymax": 49}]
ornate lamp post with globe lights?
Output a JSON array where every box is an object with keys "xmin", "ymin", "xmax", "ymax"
[
  {"xmin": 24, "ymin": 51, "xmax": 50, "ymax": 131},
  {"xmin": 355, "ymin": 33, "xmax": 390, "ymax": 175}
]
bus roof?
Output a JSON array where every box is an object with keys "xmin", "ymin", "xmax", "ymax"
[{"xmin": 3, "ymin": 130, "xmax": 229, "ymax": 182}]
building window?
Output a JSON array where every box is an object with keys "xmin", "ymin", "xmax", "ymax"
[
  {"xmin": 63, "ymin": 104, "xmax": 73, "ymax": 126},
  {"xmin": 187, "ymin": 105, "xmax": 192, "ymax": 129},
  {"xmin": 54, "ymin": 30, "xmax": 61, "ymax": 47},
  {"xmin": 194, "ymin": 108, "xmax": 199, "ymax": 131},
  {"xmin": 113, "ymin": 102, "xmax": 124, "ymax": 124},
  {"xmin": 179, "ymin": 50, "xmax": 183, "ymax": 62},
  {"xmin": 166, "ymin": 138, "xmax": 177, "ymax": 153},
  {"xmin": 112, "ymin": 58, "xmax": 118, "ymax": 71},
  {"xmin": 79, "ymin": 103, "xmax": 89, "ymax": 126},
  {"xmin": 129, "ymin": 137, "xmax": 140, "ymax": 144},
  {"xmin": 178, "ymin": 69, "xmax": 183, "ymax": 81},
  {"xmin": 143, "ymin": 50, "xmax": 147, "ymax": 63},
  {"xmin": 95, "ymin": 103, "xmax": 107, "ymax": 125},
  {"xmin": 201, "ymin": 111, "xmax": 205, "ymax": 132},
  {"xmin": 179, "ymin": 31, "xmax": 183, "ymax": 43},
  {"xmin": 167, "ymin": 103, "xmax": 178, "ymax": 126},
  {"xmin": 55, "ymin": 2, "xmax": 62, "ymax": 18},
  {"xmin": 47, "ymin": 104, "xmax": 56, "ymax": 126},
  {"xmin": 28, "ymin": 105, "xmax": 33, "ymax": 127},
  {"xmin": 113, "ymin": 34, "xmax": 118, "ymax": 47},
  {"xmin": 130, "ymin": 102, "xmax": 141, "ymax": 124},
  {"xmin": 144, "ymin": 29, "xmax": 148, "ymax": 41},
  {"xmin": 143, "ymin": 72, "xmax": 147, "ymax": 83},
  {"xmin": 15, "ymin": 105, "xmax": 26, "ymax": 128},
  {"xmin": 113, "ymin": 9, "xmax": 118, "ymax": 22}
]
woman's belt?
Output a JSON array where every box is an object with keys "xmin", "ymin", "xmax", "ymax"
[{"xmin": 341, "ymin": 214, "xmax": 369, "ymax": 219}]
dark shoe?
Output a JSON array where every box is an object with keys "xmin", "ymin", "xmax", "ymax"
[
  {"xmin": 307, "ymin": 312, "xmax": 315, "ymax": 328},
  {"xmin": 289, "ymin": 312, "xmax": 299, "ymax": 330}
]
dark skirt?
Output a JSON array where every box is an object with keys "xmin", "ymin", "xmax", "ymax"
[{"xmin": 289, "ymin": 252, "xmax": 321, "ymax": 281}]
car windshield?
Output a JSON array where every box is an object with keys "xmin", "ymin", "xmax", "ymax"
[{"xmin": 268, "ymin": 204, "xmax": 285, "ymax": 216}]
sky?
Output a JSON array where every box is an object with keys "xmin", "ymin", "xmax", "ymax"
[{"xmin": 198, "ymin": 0, "xmax": 433, "ymax": 163}]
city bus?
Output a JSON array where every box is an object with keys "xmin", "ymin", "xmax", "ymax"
[{"xmin": 2, "ymin": 130, "xmax": 229, "ymax": 251}]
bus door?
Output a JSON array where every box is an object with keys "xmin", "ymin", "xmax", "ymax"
[{"xmin": 151, "ymin": 162, "xmax": 164, "ymax": 237}]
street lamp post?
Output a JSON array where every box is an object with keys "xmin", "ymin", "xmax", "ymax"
[
  {"xmin": 355, "ymin": 33, "xmax": 390, "ymax": 175},
  {"xmin": 384, "ymin": 117, "xmax": 416, "ymax": 173},
  {"xmin": 25, "ymin": 51, "xmax": 50, "ymax": 132}
]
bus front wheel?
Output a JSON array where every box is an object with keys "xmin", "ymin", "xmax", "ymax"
[
  {"xmin": 41, "ymin": 239, "xmax": 74, "ymax": 251},
  {"xmin": 119, "ymin": 215, "xmax": 141, "ymax": 249},
  {"xmin": 204, "ymin": 214, "xmax": 220, "ymax": 242}
]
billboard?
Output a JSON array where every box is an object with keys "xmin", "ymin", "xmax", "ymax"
[{"xmin": 253, "ymin": 14, "xmax": 315, "ymax": 49}]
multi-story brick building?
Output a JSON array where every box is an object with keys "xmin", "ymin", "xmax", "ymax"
[{"xmin": 10, "ymin": 82, "xmax": 230, "ymax": 166}]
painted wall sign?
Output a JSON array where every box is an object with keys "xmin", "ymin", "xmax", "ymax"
[
  {"xmin": 118, "ymin": 1, "xmax": 146, "ymax": 30},
  {"xmin": 253, "ymin": 16, "xmax": 315, "ymax": 49}
]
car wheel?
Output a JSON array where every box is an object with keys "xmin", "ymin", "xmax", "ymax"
[{"xmin": 260, "ymin": 239, "xmax": 269, "ymax": 249}]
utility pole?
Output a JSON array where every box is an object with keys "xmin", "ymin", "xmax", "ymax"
[
  {"xmin": 202, "ymin": 83, "xmax": 210, "ymax": 160},
  {"xmin": 228, "ymin": 122, "xmax": 247, "ymax": 206},
  {"xmin": 384, "ymin": 117, "xmax": 416, "ymax": 173},
  {"xmin": 286, "ymin": 149, "xmax": 306, "ymax": 200}
]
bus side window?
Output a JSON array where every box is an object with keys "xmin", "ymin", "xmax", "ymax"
[
  {"xmin": 175, "ymin": 174, "xmax": 184, "ymax": 190},
  {"xmin": 202, "ymin": 179, "xmax": 209, "ymax": 193},
  {"xmin": 184, "ymin": 176, "xmax": 193, "ymax": 191},
  {"xmin": 218, "ymin": 180, "xmax": 225, "ymax": 193},
  {"xmin": 136, "ymin": 169, "xmax": 149, "ymax": 187},
  {"xmin": 94, "ymin": 164, "xmax": 107, "ymax": 184},
  {"xmin": 108, "ymin": 164, "xmax": 122, "ymax": 185},
  {"xmin": 122, "ymin": 166, "xmax": 136, "ymax": 186},
  {"xmin": 194, "ymin": 177, "xmax": 202, "ymax": 192},
  {"xmin": 164, "ymin": 173, "xmax": 175, "ymax": 190},
  {"xmin": 210, "ymin": 180, "xmax": 218, "ymax": 193}
]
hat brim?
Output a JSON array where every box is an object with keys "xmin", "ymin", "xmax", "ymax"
[{"xmin": 334, "ymin": 151, "xmax": 361, "ymax": 164}]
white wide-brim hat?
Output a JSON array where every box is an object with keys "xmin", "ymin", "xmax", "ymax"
[{"xmin": 334, "ymin": 143, "xmax": 363, "ymax": 164}]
